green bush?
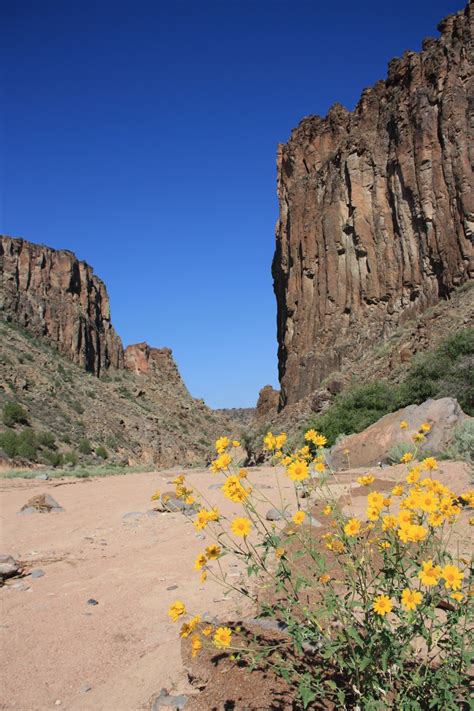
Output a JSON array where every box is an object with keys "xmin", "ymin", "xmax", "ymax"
[
  {"xmin": 3, "ymin": 401, "xmax": 29, "ymax": 427},
  {"xmin": 37, "ymin": 431, "xmax": 56, "ymax": 449},
  {"xmin": 79, "ymin": 438, "xmax": 92, "ymax": 455},
  {"xmin": 306, "ymin": 382, "xmax": 399, "ymax": 447},
  {"xmin": 0, "ymin": 431, "xmax": 18, "ymax": 457},
  {"xmin": 445, "ymin": 419, "xmax": 474, "ymax": 463},
  {"xmin": 16, "ymin": 429, "xmax": 38, "ymax": 461},
  {"xmin": 105, "ymin": 435, "xmax": 117, "ymax": 451},
  {"xmin": 95, "ymin": 445, "xmax": 108, "ymax": 460},
  {"xmin": 63, "ymin": 450, "xmax": 78, "ymax": 466},
  {"xmin": 386, "ymin": 441, "xmax": 418, "ymax": 465},
  {"xmin": 43, "ymin": 450, "xmax": 63, "ymax": 467},
  {"xmin": 397, "ymin": 329, "xmax": 474, "ymax": 415},
  {"xmin": 71, "ymin": 400, "xmax": 84, "ymax": 414}
]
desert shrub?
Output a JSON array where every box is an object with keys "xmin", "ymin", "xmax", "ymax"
[
  {"xmin": 3, "ymin": 401, "xmax": 29, "ymax": 427},
  {"xmin": 397, "ymin": 329, "xmax": 474, "ymax": 415},
  {"xmin": 105, "ymin": 435, "xmax": 117, "ymax": 451},
  {"xmin": 444, "ymin": 419, "xmax": 474, "ymax": 463},
  {"xmin": 61, "ymin": 433, "xmax": 72, "ymax": 444},
  {"xmin": 305, "ymin": 381, "xmax": 399, "ymax": 447},
  {"xmin": 16, "ymin": 428, "xmax": 38, "ymax": 461},
  {"xmin": 37, "ymin": 431, "xmax": 56, "ymax": 449},
  {"xmin": 0, "ymin": 431, "xmax": 18, "ymax": 457},
  {"xmin": 78, "ymin": 438, "xmax": 92, "ymax": 455},
  {"xmin": 95, "ymin": 445, "xmax": 108, "ymax": 460},
  {"xmin": 386, "ymin": 441, "xmax": 419, "ymax": 465},
  {"xmin": 70, "ymin": 400, "xmax": 84, "ymax": 414},
  {"xmin": 167, "ymin": 432, "xmax": 472, "ymax": 709},
  {"xmin": 63, "ymin": 450, "xmax": 78, "ymax": 466},
  {"xmin": 43, "ymin": 450, "xmax": 63, "ymax": 467}
]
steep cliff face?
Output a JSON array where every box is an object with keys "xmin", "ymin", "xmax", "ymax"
[
  {"xmin": 0, "ymin": 236, "xmax": 124, "ymax": 375},
  {"xmin": 273, "ymin": 3, "xmax": 474, "ymax": 407}
]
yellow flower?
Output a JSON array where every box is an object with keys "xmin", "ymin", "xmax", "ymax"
[
  {"xmin": 418, "ymin": 491, "xmax": 439, "ymax": 513},
  {"xmin": 469, "ymin": 517, "xmax": 474, "ymax": 526},
  {"xmin": 181, "ymin": 615, "xmax": 201, "ymax": 637},
  {"xmin": 367, "ymin": 506, "xmax": 380, "ymax": 522},
  {"xmin": 407, "ymin": 524, "xmax": 428, "ymax": 542},
  {"xmin": 412, "ymin": 432, "xmax": 425, "ymax": 443},
  {"xmin": 191, "ymin": 634, "xmax": 202, "ymax": 657},
  {"xmin": 461, "ymin": 490, "xmax": 474, "ymax": 507},
  {"xmin": 275, "ymin": 547, "xmax": 285, "ymax": 558},
  {"xmin": 392, "ymin": 485, "xmax": 404, "ymax": 496},
  {"xmin": 400, "ymin": 452, "xmax": 414, "ymax": 463},
  {"xmin": 173, "ymin": 475, "xmax": 185, "ymax": 485},
  {"xmin": 406, "ymin": 467, "xmax": 421, "ymax": 484},
  {"xmin": 264, "ymin": 432, "xmax": 276, "ymax": 451},
  {"xmin": 275, "ymin": 433, "xmax": 287, "ymax": 450},
  {"xmin": 420, "ymin": 423, "xmax": 431, "ymax": 432},
  {"xmin": 213, "ymin": 626, "xmax": 232, "ymax": 649},
  {"xmin": 326, "ymin": 539, "xmax": 344, "ymax": 554},
  {"xmin": 151, "ymin": 489, "xmax": 161, "ymax": 501},
  {"xmin": 200, "ymin": 571, "xmax": 207, "ymax": 583},
  {"xmin": 357, "ymin": 475, "xmax": 375, "ymax": 486},
  {"xmin": 398, "ymin": 510, "xmax": 413, "ymax": 527},
  {"xmin": 232, "ymin": 440, "xmax": 240, "ymax": 447},
  {"xmin": 428, "ymin": 511, "xmax": 444, "ymax": 527},
  {"xmin": 215, "ymin": 436, "xmax": 230, "ymax": 453},
  {"xmin": 202, "ymin": 626, "xmax": 213, "ymax": 636},
  {"xmin": 442, "ymin": 564, "xmax": 463, "ymax": 591},
  {"xmin": 286, "ymin": 460, "xmax": 309, "ymax": 482},
  {"xmin": 378, "ymin": 541, "xmax": 391, "ymax": 550},
  {"xmin": 314, "ymin": 462, "xmax": 326, "ymax": 473},
  {"xmin": 194, "ymin": 554, "xmax": 207, "ymax": 571},
  {"xmin": 421, "ymin": 457, "xmax": 438, "ymax": 471},
  {"xmin": 400, "ymin": 420, "xmax": 409, "ymax": 429},
  {"xmin": 367, "ymin": 491, "xmax": 384, "ymax": 509},
  {"xmin": 222, "ymin": 475, "xmax": 249, "ymax": 503},
  {"xmin": 231, "ymin": 516, "xmax": 252, "ymax": 537},
  {"xmin": 238, "ymin": 468, "xmax": 248, "ymax": 478},
  {"xmin": 323, "ymin": 504, "xmax": 332, "ymax": 515},
  {"xmin": 344, "ymin": 518, "xmax": 361, "ymax": 537},
  {"xmin": 292, "ymin": 511, "xmax": 306, "ymax": 525},
  {"xmin": 401, "ymin": 588, "xmax": 422, "ymax": 611},
  {"xmin": 418, "ymin": 560, "xmax": 442, "ymax": 586},
  {"xmin": 275, "ymin": 451, "xmax": 283, "ymax": 459},
  {"xmin": 205, "ymin": 544, "xmax": 221, "ymax": 560},
  {"xmin": 373, "ymin": 594, "xmax": 393, "ymax": 616},
  {"xmin": 382, "ymin": 515, "xmax": 397, "ymax": 531},
  {"xmin": 194, "ymin": 510, "xmax": 210, "ymax": 530},
  {"xmin": 185, "ymin": 496, "xmax": 195, "ymax": 505},
  {"xmin": 450, "ymin": 592, "xmax": 464, "ymax": 602},
  {"xmin": 304, "ymin": 429, "xmax": 318, "ymax": 443},
  {"xmin": 319, "ymin": 574, "xmax": 331, "ymax": 584},
  {"xmin": 210, "ymin": 452, "xmax": 232, "ymax": 472},
  {"xmin": 168, "ymin": 600, "xmax": 186, "ymax": 622}
]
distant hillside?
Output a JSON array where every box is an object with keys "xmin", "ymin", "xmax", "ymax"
[{"xmin": 0, "ymin": 236, "xmax": 230, "ymax": 468}]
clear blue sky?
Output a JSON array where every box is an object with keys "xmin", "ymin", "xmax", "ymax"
[{"xmin": 2, "ymin": 0, "xmax": 462, "ymax": 408}]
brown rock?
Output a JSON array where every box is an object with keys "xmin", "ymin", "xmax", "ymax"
[
  {"xmin": 255, "ymin": 385, "xmax": 280, "ymax": 419},
  {"xmin": 0, "ymin": 236, "xmax": 123, "ymax": 375},
  {"xmin": 273, "ymin": 4, "xmax": 474, "ymax": 406},
  {"xmin": 329, "ymin": 397, "xmax": 471, "ymax": 470}
]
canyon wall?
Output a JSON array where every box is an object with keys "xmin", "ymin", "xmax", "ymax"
[
  {"xmin": 273, "ymin": 2, "xmax": 474, "ymax": 407},
  {"xmin": 0, "ymin": 236, "xmax": 124, "ymax": 375}
]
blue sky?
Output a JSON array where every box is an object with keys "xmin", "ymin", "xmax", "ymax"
[{"xmin": 2, "ymin": 0, "xmax": 462, "ymax": 407}]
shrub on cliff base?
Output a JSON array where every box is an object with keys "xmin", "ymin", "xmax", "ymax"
[
  {"xmin": 37, "ymin": 431, "xmax": 56, "ymax": 449},
  {"xmin": 78, "ymin": 438, "xmax": 92, "ymax": 455},
  {"xmin": 0, "ymin": 431, "xmax": 18, "ymax": 458},
  {"xmin": 2, "ymin": 401, "xmax": 29, "ymax": 427},
  {"xmin": 95, "ymin": 445, "xmax": 108, "ymax": 460},
  {"xmin": 166, "ymin": 433, "xmax": 472, "ymax": 709}
]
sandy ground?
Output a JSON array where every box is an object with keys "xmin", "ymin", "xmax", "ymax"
[{"xmin": 0, "ymin": 461, "xmax": 471, "ymax": 710}]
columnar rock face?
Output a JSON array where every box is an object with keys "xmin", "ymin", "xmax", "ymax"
[
  {"xmin": 0, "ymin": 236, "xmax": 124, "ymax": 374},
  {"xmin": 273, "ymin": 3, "xmax": 474, "ymax": 407},
  {"xmin": 124, "ymin": 342, "xmax": 189, "ymax": 394}
]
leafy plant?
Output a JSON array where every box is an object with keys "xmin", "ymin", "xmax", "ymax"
[
  {"xmin": 2, "ymin": 401, "xmax": 29, "ymax": 427},
  {"xmin": 95, "ymin": 445, "xmax": 108, "ymax": 460},
  {"xmin": 37, "ymin": 431, "xmax": 56, "ymax": 449},
  {"xmin": 78, "ymin": 438, "xmax": 92, "ymax": 455},
  {"xmin": 444, "ymin": 419, "xmax": 474, "ymax": 463}
]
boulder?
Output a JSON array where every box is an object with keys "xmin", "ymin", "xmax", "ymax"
[
  {"xmin": 0, "ymin": 555, "xmax": 21, "ymax": 580},
  {"xmin": 19, "ymin": 494, "xmax": 64, "ymax": 514},
  {"xmin": 329, "ymin": 398, "xmax": 471, "ymax": 470}
]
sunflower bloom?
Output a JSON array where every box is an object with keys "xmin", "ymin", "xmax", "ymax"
[
  {"xmin": 421, "ymin": 457, "xmax": 438, "ymax": 471},
  {"xmin": 400, "ymin": 452, "xmax": 414, "ymax": 463},
  {"xmin": 292, "ymin": 511, "xmax": 306, "ymax": 525},
  {"xmin": 191, "ymin": 634, "xmax": 202, "ymax": 657},
  {"xmin": 344, "ymin": 518, "xmax": 361, "ymax": 536},
  {"xmin": 168, "ymin": 600, "xmax": 186, "ymax": 622},
  {"xmin": 286, "ymin": 460, "xmax": 309, "ymax": 482},
  {"xmin": 194, "ymin": 554, "xmax": 207, "ymax": 571},
  {"xmin": 357, "ymin": 475, "xmax": 375, "ymax": 486},
  {"xmin": 373, "ymin": 594, "xmax": 393, "ymax": 616},
  {"xmin": 401, "ymin": 588, "xmax": 422, "ymax": 611},
  {"xmin": 400, "ymin": 421, "xmax": 409, "ymax": 429},
  {"xmin": 442, "ymin": 564, "xmax": 463, "ymax": 591},
  {"xmin": 418, "ymin": 560, "xmax": 442, "ymax": 586},
  {"xmin": 205, "ymin": 544, "xmax": 221, "ymax": 560},
  {"xmin": 215, "ymin": 436, "xmax": 230, "ymax": 453},
  {"xmin": 231, "ymin": 517, "xmax": 252, "ymax": 537},
  {"xmin": 213, "ymin": 626, "xmax": 232, "ymax": 649}
]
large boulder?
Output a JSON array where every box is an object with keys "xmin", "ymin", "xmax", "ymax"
[{"xmin": 329, "ymin": 398, "xmax": 471, "ymax": 470}]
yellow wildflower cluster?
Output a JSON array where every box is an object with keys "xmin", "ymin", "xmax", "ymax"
[
  {"xmin": 210, "ymin": 452, "xmax": 232, "ymax": 472},
  {"xmin": 194, "ymin": 507, "xmax": 220, "ymax": 530},
  {"xmin": 222, "ymin": 475, "xmax": 251, "ymax": 503},
  {"xmin": 304, "ymin": 429, "xmax": 327, "ymax": 448},
  {"xmin": 263, "ymin": 431, "xmax": 287, "ymax": 451},
  {"xmin": 357, "ymin": 474, "xmax": 375, "ymax": 486}
]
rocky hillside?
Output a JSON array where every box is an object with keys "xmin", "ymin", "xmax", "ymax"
[
  {"xmin": 0, "ymin": 236, "xmax": 229, "ymax": 468},
  {"xmin": 273, "ymin": 2, "xmax": 473, "ymax": 407}
]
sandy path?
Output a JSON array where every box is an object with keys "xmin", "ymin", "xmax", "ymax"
[
  {"xmin": 0, "ymin": 461, "xmax": 471, "ymax": 710},
  {"xmin": 0, "ymin": 465, "xmax": 300, "ymax": 711}
]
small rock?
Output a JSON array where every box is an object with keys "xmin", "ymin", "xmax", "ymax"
[
  {"xmin": 0, "ymin": 554, "xmax": 21, "ymax": 580},
  {"xmin": 35, "ymin": 473, "xmax": 50, "ymax": 480},
  {"xmin": 80, "ymin": 684, "xmax": 92, "ymax": 694},
  {"xmin": 122, "ymin": 512, "xmax": 144, "ymax": 521},
  {"xmin": 195, "ymin": 534, "xmax": 205, "ymax": 540},
  {"xmin": 28, "ymin": 569, "xmax": 45, "ymax": 579},
  {"xmin": 146, "ymin": 509, "xmax": 159, "ymax": 517},
  {"xmin": 266, "ymin": 508, "xmax": 283, "ymax": 522},
  {"xmin": 87, "ymin": 598, "xmax": 99, "ymax": 606},
  {"xmin": 166, "ymin": 585, "xmax": 178, "ymax": 591},
  {"xmin": 151, "ymin": 688, "xmax": 188, "ymax": 710},
  {"xmin": 208, "ymin": 484, "xmax": 221, "ymax": 490},
  {"xmin": 19, "ymin": 494, "xmax": 64, "ymax": 514}
]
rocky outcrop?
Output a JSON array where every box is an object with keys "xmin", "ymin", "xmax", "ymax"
[
  {"xmin": 0, "ymin": 236, "xmax": 124, "ymax": 375},
  {"xmin": 273, "ymin": 3, "xmax": 474, "ymax": 407},
  {"xmin": 124, "ymin": 342, "xmax": 185, "ymax": 388},
  {"xmin": 329, "ymin": 397, "xmax": 471, "ymax": 470},
  {"xmin": 255, "ymin": 385, "xmax": 280, "ymax": 420}
]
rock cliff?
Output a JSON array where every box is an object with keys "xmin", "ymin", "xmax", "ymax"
[
  {"xmin": 0, "ymin": 236, "xmax": 124, "ymax": 375},
  {"xmin": 273, "ymin": 2, "xmax": 474, "ymax": 407}
]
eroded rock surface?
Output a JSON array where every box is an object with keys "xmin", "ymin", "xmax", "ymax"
[{"xmin": 273, "ymin": 3, "xmax": 474, "ymax": 406}]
